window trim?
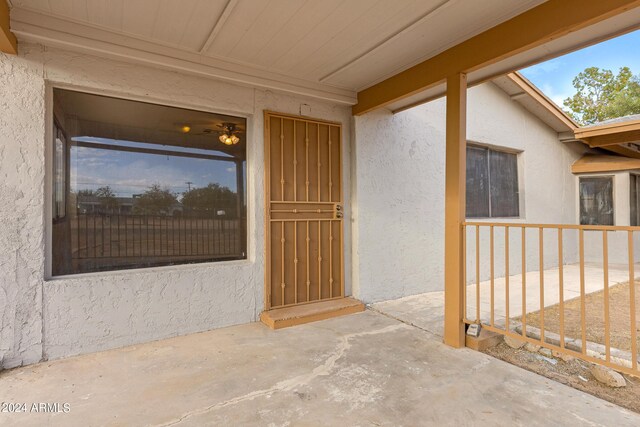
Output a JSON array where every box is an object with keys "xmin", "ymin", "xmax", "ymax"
[
  {"xmin": 466, "ymin": 142, "xmax": 523, "ymax": 220},
  {"xmin": 577, "ymin": 174, "xmax": 616, "ymax": 226},
  {"xmin": 52, "ymin": 117, "xmax": 68, "ymax": 223},
  {"xmin": 44, "ymin": 82, "xmax": 254, "ymax": 280},
  {"xmin": 630, "ymin": 173, "xmax": 640, "ymax": 226}
]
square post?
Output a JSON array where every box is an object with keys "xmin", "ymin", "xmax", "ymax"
[
  {"xmin": 0, "ymin": 0, "xmax": 17, "ymax": 54},
  {"xmin": 444, "ymin": 73, "xmax": 467, "ymax": 348}
]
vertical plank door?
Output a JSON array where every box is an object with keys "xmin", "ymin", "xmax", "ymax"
[{"xmin": 264, "ymin": 112, "xmax": 343, "ymax": 309}]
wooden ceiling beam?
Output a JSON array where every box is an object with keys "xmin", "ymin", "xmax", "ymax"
[
  {"xmin": 575, "ymin": 120, "xmax": 640, "ymax": 139},
  {"xmin": 601, "ymin": 145, "xmax": 640, "ymax": 160},
  {"xmin": 571, "ymin": 154, "xmax": 640, "ymax": 173},
  {"xmin": 583, "ymin": 129, "xmax": 640, "ymax": 147},
  {"xmin": 352, "ymin": 0, "xmax": 640, "ymax": 115},
  {"xmin": 0, "ymin": 0, "xmax": 17, "ymax": 54}
]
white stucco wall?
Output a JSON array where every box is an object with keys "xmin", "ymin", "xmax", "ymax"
[
  {"xmin": 350, "ymin": 102, "xmax": 446, "ymax": 302},
  {"xmin": 352, "ymin": 82, "xmax": 588, "ymax": 303},
  {"xmin": 0, "ymin": 44, "xmax": 352, "ymax": 369}
]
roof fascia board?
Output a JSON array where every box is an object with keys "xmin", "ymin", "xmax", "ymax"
[{"xmin": 507, "ymin": 72, "xmax": 579, "ymax": 130}]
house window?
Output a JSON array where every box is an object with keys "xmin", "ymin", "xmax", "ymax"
[
  {"xmin": 466, "ymin": 145, "xmax": 520, "ymax": 218},
  {"xmin": 631, "ymin": 174, "xmax": 640, "ymax": 226},
  {"xmin": 579, "ymin": 176, "xmax": 614, "ymax": 225},
  {"xmin": 51, "ymin": 88, "xmax": 247, "ymax": 276}
]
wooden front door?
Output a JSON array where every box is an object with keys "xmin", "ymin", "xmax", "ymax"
[{"xmin": 264, "ymin": 111, "xmax": 344, "ymax": 309}]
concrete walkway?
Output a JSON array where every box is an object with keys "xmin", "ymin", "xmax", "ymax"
[
  {"xmin": 370, "ymin": 262, "xmax": 638, "ymax": 340},
  {"xmin": 466, "ymin": 262, "xmax": 638, "ymax": 327},
  {"xmin": 1, "ymin": 310, "xmax": 639, "ymax": 426}
]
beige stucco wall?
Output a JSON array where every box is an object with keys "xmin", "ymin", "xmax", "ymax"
[
  {"xmin": 0, "ymin": 44, "xmax": 353, "ymax": 369},
  {"xmin": 352, "ymin": 82, "xmax": 589, "ymax": 303}
]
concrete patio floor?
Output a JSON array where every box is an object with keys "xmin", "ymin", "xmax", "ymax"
[{"xmin": 2, "ymin": 309, "xmax": 639, "ymax": 426}]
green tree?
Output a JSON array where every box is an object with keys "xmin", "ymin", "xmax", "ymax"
[
  {"xmin": 76, "ymin": 189, "xmax": 95, "ymax": 198},
  {"xmin": 563, "ymin": 66, "xmax": 640, "ymax": 125},
  {"xmin": 134, "ymin": 184, "xmax": 178, "ymax": 215},
  {"xmin": 607, "ymin": 75, "xmax": 640, "ymax": 119},
  {"xmin": 94, "ymin": 186, "xmax": 119, "ymax": 213},
  {"xmin": 181, "ymin": 183, "xmax": 237, "ymax": 217}
]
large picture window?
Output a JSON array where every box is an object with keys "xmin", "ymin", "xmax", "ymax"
[
  {"xmin": 579, "ymin": 176, "xmax": 614, "ymax": 225},
  {"xmin": 466, "ymin": 145, "xmax": 520, "ymax": 218},
  {"xmin": 51, "ymin": 89, "xmax": 247, "ymax": 276}
]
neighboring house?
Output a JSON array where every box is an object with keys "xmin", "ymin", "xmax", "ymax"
[
  {"xmin": 76, "ymin": 196, "xmax": 138, "ymax": 214},
  {"xmin": 2, "ymin": 2, "xmax": 640, "ymax": 371},
  {"xmin": 354, "ymin": 73, "xmax": 640, "ymax": 300},
  {"xmin": 354, "ymin": 73, "xmax": 586, "ymax": 301}
]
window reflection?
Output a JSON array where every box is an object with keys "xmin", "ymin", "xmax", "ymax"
[{"xmin": 52, "ymin": 89, "xmax": 247, "ymax": 276}]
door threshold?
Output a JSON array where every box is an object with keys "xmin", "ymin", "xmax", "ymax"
[{"xmin": 260, "ymin": 297, "xmax": 365, "ymax": 330}]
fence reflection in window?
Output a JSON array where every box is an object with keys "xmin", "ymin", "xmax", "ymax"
[{"xmin": 52, "ymin": 88, "xmax": 247, "ymax": 276}]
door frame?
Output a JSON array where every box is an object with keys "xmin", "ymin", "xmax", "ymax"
[{"xmin": 263, "ymin": 110, "xmax": 344, "ymax": 310}]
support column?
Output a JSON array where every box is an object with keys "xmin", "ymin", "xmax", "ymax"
[
  {"xmin": 444, "ymin": 73, "xmax": 467, "ymax": 348},
  {"xmin": 0, "ymin": 0, "xmax": 17, "ymax": 54}
]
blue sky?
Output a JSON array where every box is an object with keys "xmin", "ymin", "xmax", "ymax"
[
  {"xmin": 71, "ymin": 138, "xmax": 240, "ymax": 198},
  {"xmin": 520, "ymin": 29, "xmax": 640, "ymax": 109}
]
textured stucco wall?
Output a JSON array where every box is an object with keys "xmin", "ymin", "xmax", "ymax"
[
  {"xmin": 0, "ymin": 46, "xmax": 46, "ymax": 370},
  {"xmin": 0, "ymin": 44, "xmax": 352, "ymax": 368},
  {"xmin": 352, "ymin": 82, "xmax": 588, "ymax": 303},
  {"xmin": 350, "ymin": 103, "xmax": 446, "ymax": 302}
]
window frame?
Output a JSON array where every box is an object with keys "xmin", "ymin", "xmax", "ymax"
[
  {"xmin": 45, "ymin": 83, "xmax": 253, "ymax": 280},
  {"xmin": 465, "ymin": 142, "xmax": 523, "ymax": 219},
  {"xmin": 578, "ymin": 174, "xmax": 615, "ymax": 226},
  {"xmin": 631, "ymin": 173, "xmax": 640, "ymax": 227},
  {"xmin": 52, "ymin": 117, "xmax": 67, "ymax": 223}
]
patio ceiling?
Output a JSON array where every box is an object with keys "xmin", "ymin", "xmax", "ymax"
[
  {"xmin": 4, "ymin": 1, "xmax": 640, "ymax": 110},
  {"xmin": 7, "ymin": 0, "xmax": 547, "ymax": 104}
]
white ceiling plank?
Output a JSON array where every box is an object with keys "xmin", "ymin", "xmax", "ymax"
[
  {"xmin": 185, "ymin": 0, "xmax": 229, "ymax": 51},
  {"xmin": 149, "ymin": 0, "xmax": 227, "ymax": 50},
  {"xmin": 151, "ymin": 0, "xmax": 196, "ymax": 49},
  {"xmin": 11, "ymin": 0, "xmax": 50, "ymax": 11},
  {"xmin": 205, "ymin": 0, "xmax": 270, "ymax": 57},
  {"xmin": 12, "ymin": 0, "xmax": 546, "ymax": 91},
  {"xmin": 290, "ymin": 0, "xmax": 425, "ymax": 80},
  {"xmin": 325, "ymin": 0, "xmax": 544, "ymax": 90},
  {"xmin": 247, "ymin": 0, "xmax": 345, "ymax": 68},
  {"xmin": 199, "ymin": 0, "xmax": 238, "ymax": 53},
  {"xmin": 224, "ymin": 0, "xmax": 307, "ymax": 64},
  {"xmin": 122, "ymin": 0, "xmax": 158, "ymax": 39},
  {"xmin": 122, "ymin": 0, "xmax": 159, "ymax": 39},
  {"xmin": 266, "ymin": 0, "xmax": 376, "ymax": 73},
  {"xmin": 86, "ymin": 0, "xmax": 123, "ymax": 30},
  {"xmin": 10, "ymin": 8, "xmax": 357, "ymax": 104},
  {"xmin": 49, "ymin": 0, "xmax": 84, "ymax": 20},
  {"xmin": 11, "ymin": 0, "xmax": 637, "ymax": 111},
  {"xmin": 317, "ymin": 0, "xmax": 454, "ymax": 83}
]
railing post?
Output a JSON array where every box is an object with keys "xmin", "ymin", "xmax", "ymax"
[{"xmin": 444, "ymin": 72, "xmax": 467, "ymax": 348}]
